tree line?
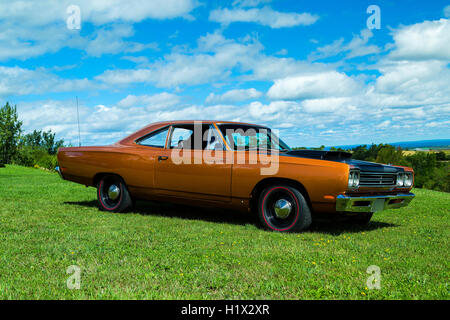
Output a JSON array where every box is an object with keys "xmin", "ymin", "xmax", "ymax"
[
  {"xmin": 0, "ymin": 102, "xmax": 64, "ymax": 170},
  {"xmin": 1, "ymin": 102, "xmax": 449, "ymax": 192}
]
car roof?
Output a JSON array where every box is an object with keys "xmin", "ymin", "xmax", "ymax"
[
  {"xmin": 156, "ymin": 120, "xmax": 263, "ymax": 126},
  {"xmin": 117, "ymin": 120, "xmax": 268, "ymax": 145}
]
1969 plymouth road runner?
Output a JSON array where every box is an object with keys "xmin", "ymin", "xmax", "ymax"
[{"xmin": 57, "ymin": 120, "xmax": 415, "ymax": 232}]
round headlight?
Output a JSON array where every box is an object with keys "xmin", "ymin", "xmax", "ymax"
[
  {"xmin": 352, "ymin": 171, "xmax": 360, "ymax": 188},
  {"xmin": 348, "ymin": 170, "xmax": 360, "ymax": 188},
  {"xmin": 397, "ymin": 173, "xmax": 405, "ymax": 187},
  {"xmin": 348, "ymin": 171, "xmax": 354, "ymax": 188},
  {"xmin": 404, "ymin": 172, "xmax": 413, "ymax": 187}
]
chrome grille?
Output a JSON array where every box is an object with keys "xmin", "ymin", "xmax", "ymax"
[{"xmin": 359, "ymin": 172, "xmax": 397, "ymax": 187}]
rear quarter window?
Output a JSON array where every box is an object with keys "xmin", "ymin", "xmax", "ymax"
[{"xmin": 137, "ymin": 128, "xmax": 169, "ymax": 148}]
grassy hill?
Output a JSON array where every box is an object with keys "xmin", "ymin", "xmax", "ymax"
[{"xmin": 0, "ymin": 165, "xmax": 448, "ymax": 299}]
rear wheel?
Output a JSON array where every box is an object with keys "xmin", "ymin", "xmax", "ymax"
[
  {"xmin": 257, "ymin": 184, "xmax": 312, "ymax": 232},
  {"xmin": 97, "ymin": 175, "xmax": 132, "ymax": 212}
]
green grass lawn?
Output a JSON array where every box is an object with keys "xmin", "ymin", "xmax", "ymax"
[{"xmin": 0, "ymin": 165, "xmax": 448, "ymax": 299}]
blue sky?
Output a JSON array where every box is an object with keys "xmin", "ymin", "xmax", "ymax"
[{"xmin": 1, "ymin": 0, "xmax": 449, "ymax": 147}]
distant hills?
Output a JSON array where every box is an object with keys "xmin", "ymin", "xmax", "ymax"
[{"xmin": 325, "ymin": 139, "xmax": 450, "ymax": 150}]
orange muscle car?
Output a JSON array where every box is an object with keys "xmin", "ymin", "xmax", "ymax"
[{"xmin": 57, "ymin": 120, "xmax": 415, "ymax": 232}]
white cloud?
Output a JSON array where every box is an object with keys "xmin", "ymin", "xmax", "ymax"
[
  {"xmin": 14, "ymin": 93, "xmax": 450, "ymax": 148},
  {"xmin": 444, "ymin": 5, "xmax": 450, "ymax": 18},
  {"xmin": 0, "ymin": 0, "xmax": 198, "ymax": 26},
  {"xmin": 320, "ymin": 129, "xmax": 336, "ymax": 136},
  {"xmin": 17, "ymin": 100, "xmax": 92, "ymax": 145},
  {"xmin": 267, "ymin": 71, "xmax": 360, "ymax": 100},
  {"xmin": 117, "ymin": 93, "xmax": 181, "ymax": 109},
  {"xmin": 121, "ymin": 56, "xmax": 151, "ymax": 65},
  {"xmin": 16, "ymin": 95, "xmax": 184, "ymax": 146},
  {"xmin": 209, "ymin": 6, "xmax": 319, "ymax": 28},
  {"xmin": 95, "ymin": 69, "xmax": 153, "ymax": 86},
  {"xmin": 85, "ymin": 24, "xmax": 158, "ymax": 57},
  {"xmin": 0, "ymin": 0, "xmax": 198, "ymax": 60},
  {"xmin": 345, "ymin": 29, "xmax": 381, "ymax": 59},
  {"xmin": 309, "ymin": 39, "xmax": 344, "ymax": 60},
  {"xmin": 309, "ymin": 29, "xmax": 380, "ymax": 60},
  {"xmin": 0, "ymin": 66, "xmax": 94, "ymax": 96},
  {"xmin": 248, "ymin": 101, "xmax": 299, "ymax": 121},
  {"xmin": 300, "ymin": 97, "xmax": 352, "ymax": 113},
  {"xmin": 81, "ymin": 0, "xmax": 198, "ymax": 24},
  {"xmin": 374, "ymin": 60, "xmax": 450, "ymax": 107},
  {"xmin": 0, "ymin": 23, "xmax": 79, "ymax": 61},
  {"xmin": 232, "ymin": 0, "xmax": 272, "ymax": 7},
  {"xmin": 426, "ymin": 120, "xmax": 450, "ymax": 128},
  {"xmin": 389, "ymin": 18, "xmax": 450, "ymax": 60},
  {"xmin": 96, "ymin": 52, "xmax": 235, "ymax": 87},
  {"xmin": 205, "ymin": 88, "xmax": 262, "ymax": 103},
  {"xmin": 243, "ymin": 55, "xmax": 326, "ymax": 81},
  {"xmin": 376, "ymin": 120, "xmax": 391, "ymax": 129},
  {"xmin": 275, "ymin": 48, "xmax": 288, "ymax": 55},
  {"xmin": 96, "ymin": 32, "xmax": 324, "ymax": 87},
  {"xmin": 15, "ymin": 97, "xmax": 288, "ymax": 145}
]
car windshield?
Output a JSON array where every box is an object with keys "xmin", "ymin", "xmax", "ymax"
[{"xmin": 217, "ymin": 124, "xmax": 291, "ymax": 152}]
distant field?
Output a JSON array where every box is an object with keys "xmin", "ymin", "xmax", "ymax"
[
  {"xmin": 0, "ymin": 165, "xmax": 449, "ymax": 299},
  {"xmin": 402, "ymin": 149, "xmax": 450, "ymax": 156}
]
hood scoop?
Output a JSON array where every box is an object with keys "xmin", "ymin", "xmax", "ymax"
[{"xmin": 286, "ymin": 150, "xmax": 353, "ymax": 161}]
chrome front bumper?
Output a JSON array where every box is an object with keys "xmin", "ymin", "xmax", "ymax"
[{"xmin": 336, "ymin": 193, "xmax": 415, "ymax": 213}]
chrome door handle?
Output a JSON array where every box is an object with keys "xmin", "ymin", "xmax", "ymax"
[{"xmin": 158, "ymin": 156, "xmax": 169, "ymax": 161}]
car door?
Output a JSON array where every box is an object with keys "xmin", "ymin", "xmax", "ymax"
[
  {"xmin": 154, "ymin": 123, "xmax": 232, "ymax": 202},
  {"xmin": 129, "ymin": 126, "xmax": 171, "ymax": 193}
]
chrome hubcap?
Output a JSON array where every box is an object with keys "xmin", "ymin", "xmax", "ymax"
[
  {"xmin": 274, "ymin": 199, "xmax": 292, "ymax": 219},
  {"xmin": 108, "ymin": 184, "xmax": 120, "ymax": 201}
]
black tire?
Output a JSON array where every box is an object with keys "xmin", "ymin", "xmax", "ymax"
[
  {"xmin": 257, "ymin": 184, "xmax": 312, "ymax": 232},
  {"xmin": 348, "ymin": 212, "xmax": 373, "ymax": 225},
  {"xmin": 97, "ymin": 175, "xmax": 132, "ymax": 212}
]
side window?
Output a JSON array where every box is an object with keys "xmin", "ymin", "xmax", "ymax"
[
  {"xmin": 205, "ymin": 125, "xmax": 225, "ymax": 150},
  {"xmin": 170, "ymin": 127, "xmax": 194, "ymax": 149},
  {"xmin": 137, "ymin": 128, "xmax": 169, "ymax": 148}
]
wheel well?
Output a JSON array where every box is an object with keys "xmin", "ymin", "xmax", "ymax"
[
  {"xmin": 250, "ymin": 177, "xmax": 312, "ymax": 212},
  {"xmin": 93, "ymin": 172, "xmax": 125, "ymax": 187}
]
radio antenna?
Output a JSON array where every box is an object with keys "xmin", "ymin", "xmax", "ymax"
[{"xmin": 76, "ymin": 96, "xmax": 81, "ymax": 147}]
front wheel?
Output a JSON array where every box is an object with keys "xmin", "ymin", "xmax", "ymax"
[
  {"xmin": 97, "ymin": 175, "xmax": 132, "ymax": 212},
  {"xmin": 257, "ymin": 184, "xmax": 312, "ymax": 232}
]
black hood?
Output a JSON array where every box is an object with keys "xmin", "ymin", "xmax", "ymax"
[
  {"xmin": 285, "ymin": 150, "xmax": 403, "ymax": 173},
  {"xmin": 286, "ymin": 150, "xmax": 352, "ymax": 161}
]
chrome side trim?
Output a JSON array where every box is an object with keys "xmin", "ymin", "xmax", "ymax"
[
  {"xmin": 336, "ymin": 193, "xmax": 415, "ymax": 213},
  {"xmin": 55, "ymin": 166, "xmax": 64, "ymax": 180}
]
